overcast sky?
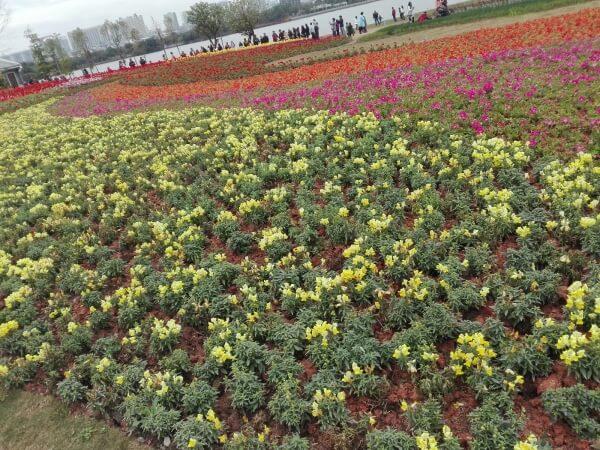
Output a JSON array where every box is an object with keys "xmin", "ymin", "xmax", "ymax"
[{"xmin": 1, "ymin": 0, "xmax": 198, "ymax": 53}]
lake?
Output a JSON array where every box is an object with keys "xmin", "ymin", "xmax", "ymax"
[{"xmin": 82, "ymin": 0, "xmax": 460, "ymax": 74}]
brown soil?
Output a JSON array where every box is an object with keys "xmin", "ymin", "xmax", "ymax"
[{"xmin": 443, "ymin": 388, "xmax": 478, "ymax": 445}]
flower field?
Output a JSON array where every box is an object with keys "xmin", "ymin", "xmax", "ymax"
[{"xmin": 1, "ymin": 5, "xmax": 600, "ymax": 450}]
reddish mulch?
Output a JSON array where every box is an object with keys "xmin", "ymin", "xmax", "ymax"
[
  {"xmin": 442, "ymin": 388, "xmax": 478, "ymax": 446},
  {"xmin": 495, "ymin": 236, "xmax": 518, "ymax": 269},
  {"xmin": 515, "ymin": 395, "xmax": 591, "ymax": 450}
]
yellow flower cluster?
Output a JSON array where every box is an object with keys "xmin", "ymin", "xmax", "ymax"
[
  {"xmin": 384, "ymin": 238, "xmax": 416, "ymax": 269},
  {"xmin": 238, "ymin": 198, "xmax": 262, "ymax": 215},
  {"xmin": 514, "ymin": 434, "xmax": 540, "ymax": 450},
  {"xmin": 416, "ymin": 432, "xmax": 439, "ymax": 450},
  {"xmin": 151, "ymin": 318, "xmax": 182, "ymax": 341},
  {"xmin": 556, "ymin": 329, "xmax": 596, "ymax": 366},
  {"xmin": 7, "ymin": 257, "xmax": 53, "ymax": 281},
  {"xmin": 367, "ymin": 214, "xmax": 393, "ymax": 233},
  {"xmin": 0, "ymin": 320, "xmax": 19, "ymax": 338},
  {"xmin": 341, "ymin": 362, "xmax": 372, "ymax": 384},
  {"xmin": 4, "ymin": 285, "xmax": 33, "ymax": 310},
  {"xmin": 305, "ymin": 320, "xmax": 340, "ymax": 347},
  {"xmin": 450, "ymin": 332, "xmax": 496, "ymax": 376},
  {"xmin": 121, "ymin": 325, "xmax": 142, "ymax": 345},
  {"xmin": 503, "ymin": 368, "xmax": 525, "ymax": 392},
  {"xmin": 211, "ymin": 343, "xmax": 235, "ymax": 364},
  {"xmin": 258, "ymin": 227, "xmax": 288, "ymax": 250},
  {"xmin": 540, "ymin": 153, "xmax": 597, "ymax": 211},
  {"xmin": 24, "ymin": 342, "xmax": 51, "ymax": 363},
  {"xmin": 141, "ymin": 370, "xmax": 183, "ymax": 396},
  {"xmin": 96, "ymin": 357, "xmax": 112, "ymax": 373},
  {"xmin": 392, "ymin": 344, "xmax": 411, "ymax": 360},
  {"xmin": 195, "ymin": 408, "xmax": 223, "ymax": 430},
  {"xmin": 398, "ymin": 271, "xmax": 429, "ymax": 301},
  {"xmin": 311, "ymin": 389, "xmax": 346, "ymax": 417},
  {"xmin": 471, "ymin": 137, "xmax": 529, "ymax": 169},
  {"xmin": 564, "ymin": 281, "xmax": 591, "ymax": 327}
]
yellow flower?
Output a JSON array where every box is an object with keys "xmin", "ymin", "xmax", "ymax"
[{"xmin": 579, "ymin": 216, "xmax": 596, "ymax": 229}]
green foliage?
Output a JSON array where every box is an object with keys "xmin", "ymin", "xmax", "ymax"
[
  {"xmin": 469, "ymin": 393, "xmax": 522, "ymax": 450},
  {"xmin": 173, "ymin": 415, "xmax": 220, "ymax": 450},
  {"xmin": 268, "ymin": 379, "xmax": 309, "ymax": 430},
  {"xmin": 182, "ymin": 380, "xmax": 218, "ymax": 415},
  {"xmin": 365, "ymin": 429, "xmax": 414, "ymax": 450},
  {"xmin": 542, "ymin": 384, "xmax": 600, "ymax": 439},
  {"xmin": 56, "ymin": 378, "xmax": 87, "ymax": 404},
  {"xmin": 226, "ymin": 368, "xmax": 265, "ymax": 413}
]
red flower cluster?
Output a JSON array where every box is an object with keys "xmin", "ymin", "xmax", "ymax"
[
  {"xmin": 120, "ymin": 37, "xmax": 345, "ymax": 86},
  {"xmin": 76, "ymin": 8, "xmax": 599, "ymax": 110},
  {"xmin": 0, "ymin": 80, "xmax": 63, "ymax": 102}
]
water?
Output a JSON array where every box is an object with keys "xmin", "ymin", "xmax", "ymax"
[{"xmin": 81, "ymin": 0, "xmax": 457, "ymax": 75}]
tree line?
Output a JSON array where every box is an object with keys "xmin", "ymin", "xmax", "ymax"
[{"xmin": 18, "ymin": 0, "xmax": 324, "ymax": 80}]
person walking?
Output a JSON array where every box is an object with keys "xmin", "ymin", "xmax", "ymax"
[
  {"xmin": 400, "ymin": 4, "xmax": 405, "ymax": 20},
  {"xmin": 358, "ymin": 12, "xmax": 367, "ymax": 33},
  {"xmin": 392, "ymin": 7, "xmax": 397, "ymax": 21},
  {"xmin": 346, "ymin": 21, "xmax": 354, "ymax": 37},
  {"xmin": 407, "ymin": 2, "xmax": 415, "ymax": 22},
  {"xmin": 338, "ymin": 16, "xmax": 345, "ymax": 36}
]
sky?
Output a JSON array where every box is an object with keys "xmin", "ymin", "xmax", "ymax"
[{"xmin": 0, "ymin": 0, "xmax": 198, "ymax": 54}]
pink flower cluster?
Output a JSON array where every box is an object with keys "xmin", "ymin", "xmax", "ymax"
[{"xmin": 244, "ymin": 38, "xmax": 599, "ymax": 153}]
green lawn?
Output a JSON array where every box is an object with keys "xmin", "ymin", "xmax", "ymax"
[
  {"xmin": 0, "ymin": 390, "xmax": 150, "ymax": 450},
  {"xmin": 357, "ymin": 0, "xmax": 594, "ymax": 42}
]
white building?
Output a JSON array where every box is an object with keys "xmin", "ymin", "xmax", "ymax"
[
  {"xmin": 68, "ymin": 25, "xmax": 111, "ymax": 51},
  {"xmin": 120, "ymin": 14, "xmax": 150, "ymax": 38},
  {"xmin": 0, "ymin": 58, "xmax": 24, "ymax": 87},
  {"xmin": 1, "ymin": 49, "xmax": 34, "ymax": 64},
  {"xmin": 41, "ymin": 34, "xmax": 72, "ymax": 56}
]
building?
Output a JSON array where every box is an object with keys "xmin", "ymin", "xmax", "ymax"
[
  {"xmin": 0, "ymin": 58, "xmax": 24, "ymax": 87},
  {"xmin": 68, "ymin": 25, "xmax": 111, "ymax": 51},
  {"xmin": 41, "ymin": 34, "xmax": 72, "ymax": 56},
  {"xmin": 120, "ymin": 14, "xmax": 150, "ymax": 39},
  {"xmin": 1, "ymin": 49, "xmax": 33, "ymax": 64},
  {"xmin": 164, "ymin": 12, "xmax": 180, "ymax": 32}
]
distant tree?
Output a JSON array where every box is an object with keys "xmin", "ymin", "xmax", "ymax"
[
  {"xmin": 24, "ymin": 28, "xmax": 53, "ymax": 79},
  {"xmin": 70, "ymin": 27, "xmax": 96, "ymax": 72},
  {"xmin": 44, "ymin": 34, "xmax": 71, "ymax": 75},
  {"xmin": 187, "ymin": 2, "xmax": 227, "ymax": 48},
  {"xmin": 164, "ymin": 15, "xmax": 177, "ymax": 40},
  {"xmin": 226, "ymin": 0, "xmax": 266, "ymax": 38},
  {"xmin": 151, "ymin": 18, "xmax": 168, "ymax": 60},
  {"xmin": 101, "ymin": 19, "xmax": 129, "ymax": 61},
  {"xmin": 129, "ymin": 28, "xmax": 142, "ymax": 59}
]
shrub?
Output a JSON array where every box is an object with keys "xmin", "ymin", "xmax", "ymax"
[
  {"xmin": 542, "ymin": 384, "xmax": 600, "ymax": 439},
  {"xmin": 268, "ymin": 379, "xmax": 309, "ymax": 430},
  {"xmin": 469, "ymin": 393, "xmax": 522, "ymax": 450},
  {"xmin": 182, "ymin": 380, "xmax": 218, "ymax": 415},
  {"xmin": 56, "ymin": 378, "xmax": 86, "ymax": 404},
  {"xmin": 226, "ymin": 368, "xmax": 265, "ymax": 413},
  {"xmin": 173, "ymin": 411, "xmax": 223, "ymax": 450},
  {"xmin": 365, "ymin": 429, "xmax": 414, "ymax": 449}
]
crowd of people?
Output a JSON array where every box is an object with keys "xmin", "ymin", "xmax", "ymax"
[{"xmin": 81, "ymin": 2, "xmax": 453, "ymax": 77}]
